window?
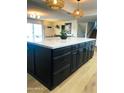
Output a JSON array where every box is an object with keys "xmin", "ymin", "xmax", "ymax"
[
  {"xmin": 27, "ymin": 23, "xmax": 33, "ymax": 41},
  {"xmin": 27, "ymin": 23, "xmax": 43, "ymax": 42},
  {"xmin": 33, "ymin": 24, "xmax": 43, "ymax": 42}
]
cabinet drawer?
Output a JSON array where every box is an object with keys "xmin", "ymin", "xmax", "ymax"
[
  {"xmin": 53, "ymin": 46, "xmax": 71, "ymax": 57},
  {"xmin": 53, "ymin": 52, "xmax": 71, "ymax": 72},
  {"xmin": 53, "ymin": 64, "xmax": 70, "ymax": 86},
  {"xmin": 71, "ymin": 50, "xmax": 78, "ymax": 72}
]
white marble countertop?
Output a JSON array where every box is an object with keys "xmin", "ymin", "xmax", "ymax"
[{"xmin": 28, "ymin": 37, "xmax": 96, "ymax": 49}]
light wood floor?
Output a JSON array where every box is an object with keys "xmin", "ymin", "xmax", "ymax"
[{"xmin": 27, "ymin": 50, "xmax": 97, "ymax": 93}]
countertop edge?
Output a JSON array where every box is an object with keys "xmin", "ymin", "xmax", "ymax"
[{"xmin": 27, "ymin": 39, "xmax": 96, "ymax": 49}]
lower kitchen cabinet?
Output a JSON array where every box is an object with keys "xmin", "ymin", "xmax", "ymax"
[
  {"xmin": 90, "ymin": 41, "xmax": 95, "ymax": 58},
  {"xmin": 78, "ymin": 42, "xmax": 87, "ymax": 67},
  {"xmin": 78, "ymin": 48, "xmax": 84, "ymax": 66},
  {"xmin": 27, "ymin": 43, "xmax": 35, "ymax": 74},
  {"xmin": 71, "ymin": 49, "xmax": 78, "ymax": 72},
  {"xmin": 27, "ymin": 40, "xmax": 95, "ymax": 90},
  {"xmin": 34, "ymin": 45, "xmax": 52, "ymax": 89},
  {"xmin": 53, "ymin": 64, "xmax": 70, "ymax": 87},
  {"xmin": 53, "ymin": 52, "xmax": 71, "ymax": 72},
  {"xmin": 53, "ymin": 51, "xmax": 71, "ymax": 87},
  {"xmin": 86, "ymin": 42, "xmax": 90, "ymax": 62}
]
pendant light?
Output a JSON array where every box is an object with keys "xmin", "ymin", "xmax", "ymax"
[
  {"xmin": 72, "ymin": 0, "xmax": 84, "ymax": 18},
  {"xmin": 46, "ymin": 0, "xmax": 64, "ymax": 10}
]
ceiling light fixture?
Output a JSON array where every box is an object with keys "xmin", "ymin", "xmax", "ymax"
[
  {"xmin": 27, "ymin": 11, "xmax": 41, "ymax": 19},
  {"xmin": 72, "ymin": 0, "xmax": 84, "ymax": 18},
  {"xmin": 46, "ymin": 0, "xmax": 64, "ymax": 10}
]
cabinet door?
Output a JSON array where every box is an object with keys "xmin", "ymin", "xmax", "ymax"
[
  {"xmin": 87, "ymin": 41, "xmax": 95, "ymax": 60},
  {"xmin": 90, "ymin": 41, "xmax": 95, "ymax": 58},
  {"xmin": 78, "ymin": 48, "xmax": 85, "ymax": 67},
  {"xmin": 78, "ymin": 42, "xmax": 88, "ymax": 66},
  {"xmin": 85, "ymin": 42, "xmax": 90, "ymax": 62},
  {"xmin": 27, "ymin": 43, "xmax": 35, "ymax": 74},
  {"xmin": 71, "ymin": 50, "xmax": 78, "ymax": 72},
  {"xmin": 83, "ymin": 47, "xmax": 87, "ymax": 63}
]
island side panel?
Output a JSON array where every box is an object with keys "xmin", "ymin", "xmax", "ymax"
[
  {"xmin": 28, "ymin": 42, "xmax": 53, "ymax": 89},
  {"xmin": 27, "ymin": 42, "xmax": 35, "ymax": 75}
]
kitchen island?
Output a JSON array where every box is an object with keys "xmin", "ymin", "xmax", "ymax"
[{"xmin": 27, "ymin": 37, "xmax": 96, "ymax": 90}]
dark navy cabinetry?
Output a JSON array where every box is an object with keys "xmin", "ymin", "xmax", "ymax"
[
  {"xmin": 52, "ymin": 47, "xmax": 71, "ymax": 87},
  {"xmin": 27, "ymin": 40, "xmax": 95, "ymax": 90},
  {"xmin": 71, "ymin": 49, "xmax": 78, "ymax": 72},
  {"xmin": 27, "ymin": 43, "xmax": 35, "ymax": 75}
]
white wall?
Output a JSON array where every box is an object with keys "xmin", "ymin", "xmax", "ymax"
[
  {"xmin": 27, "ymin": 19, "xmax": 78, "ymax": 37},
  {"xmin": 53, "ymin": 20, "xmax": 78, "ymax": 36},
  {"xmin": 43, "ymin": 21, "xmax": 55, "ymax": 37},
  {"xmin": 42, "ymin": 20, "xmax": 78, "ymax": 37}
]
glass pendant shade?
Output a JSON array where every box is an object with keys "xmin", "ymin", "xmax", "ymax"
[
  {"xmin": 72, "ymin": 0, "xmax": 84, "ymax": 18},
  {"xmin": 46, "ymin": 0, "xmax": 64, "ymax": 10},
  {"xmin": 72, "ymin": 9, "xmax": 84, "ymax": 18}
]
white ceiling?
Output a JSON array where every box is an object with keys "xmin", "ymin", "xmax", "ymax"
[{"xmin": 27, "ymin": 0, "xmax": 97, "ymax": 22}]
